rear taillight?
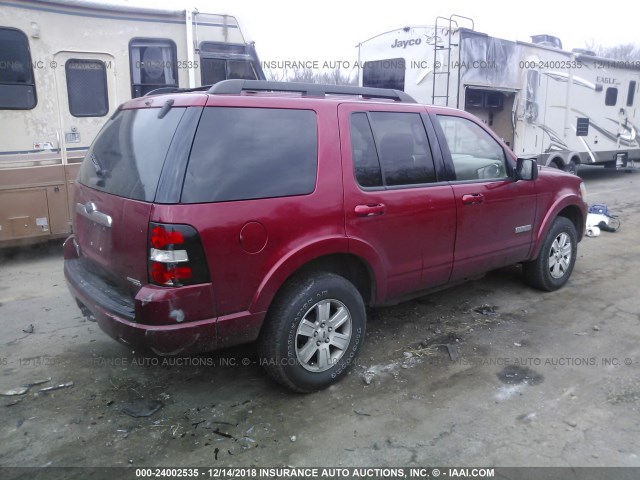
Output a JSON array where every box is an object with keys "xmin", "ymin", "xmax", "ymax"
[{"xmin": 148, "ymin": 222, "xmax": 209, "ymax": 287}]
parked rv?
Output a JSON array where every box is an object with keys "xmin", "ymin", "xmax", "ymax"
[
  {"xmin": 357, "ymin": 15, "xmax": 640, "ymax": 175},
  {"xmin": 0, "ymin": 0, "xmax": 265, "ymax": 247}
]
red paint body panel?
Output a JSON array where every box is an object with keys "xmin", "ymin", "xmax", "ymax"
[
  {"xmin": 338, "ymin": 103, "xmax": 457, "ymax": 297},
  {"xmin": 73, "ymin": 183, "xmax": 151, "ymax": 296},
  {"xmin": 64, "ymin": 91, "xmax": 587, "ymax": 357},
  {"xmin": 449, "ymin": 179, "xmax": 537, "ymax": 281}
]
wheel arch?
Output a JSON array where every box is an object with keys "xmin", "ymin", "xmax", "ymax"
[
  {"xmin": 548, "ymin": 155, "xmax": 565, "ymax": 168},
  {"xmin": 250, "ymin": 240, "xmax": 380, "ymax": 317},
  {"xmin": 530, "ymin": 200, "xmax": 585, "ymax": 259},
  {"xmin": 570, "ymin": 153, "xmax": 581, "ymax": 166}
]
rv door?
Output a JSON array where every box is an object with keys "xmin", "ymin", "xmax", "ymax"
[{"xmin": 53, "ymin": 51, "xmax": 117, "ymax": 219}]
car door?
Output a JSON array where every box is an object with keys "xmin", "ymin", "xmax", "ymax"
[
  {"xmin": 339, "ymin": 103, "xmax": 456, "ymax": 300},
  {"xmin": 430, "ymin": 111, "xmax": 537, "ymax": 282}
]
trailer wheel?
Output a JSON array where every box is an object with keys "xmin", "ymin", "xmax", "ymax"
[
  {"xmin": 549, "ymin": 159, "xmax": 563, "ymax": 170},
  {"xmin": 564, "ymin": 160, "xmax": 578, "ymax": 175}
]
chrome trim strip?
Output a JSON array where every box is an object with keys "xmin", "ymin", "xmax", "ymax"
[{"xmin": 75, "ymin": 202, "xmax": 112, "ymax": 228}]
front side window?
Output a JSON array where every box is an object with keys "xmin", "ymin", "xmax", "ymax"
[
  {"xmin": 65, "ymin": 59, "xmax": 108, "ymax": 117},
  {"xmin": 436, "ymin": 115, "xmax": 508, "ymax": 181},
  {"xmin": 0, "ymin": 28, "xmax": 36, "ymax": 109},
  {"xmin": 182, "ymin": 108, "xmax": 317, "ymax": 203},
  {"xmin": 363, "ymin": 58, "xmax": 406, "ymax": 91},
  {"xmin": 130, "ymin": 39, "xmax": 178, "ymax": 97},
  {"xmin": 350, "ymin": 112, "xmax": 437, "ymax": 187}
]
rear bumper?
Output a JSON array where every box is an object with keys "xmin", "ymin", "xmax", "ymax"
[
  {"xmin": 65, "ymin": 261, "xmax": 218, "ymax": 355},
  {"xmin": 63, "ymin": 235, "xmax": 265, "ymax": 355}
]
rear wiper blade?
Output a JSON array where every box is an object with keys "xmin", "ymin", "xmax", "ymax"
[
  {"xmin": 157, "ymin": 99, "xmax": 175, "ymax": 119},
  {"xmin": 90, "ymin": 153, "xmax": 107, "ymax": 177}
]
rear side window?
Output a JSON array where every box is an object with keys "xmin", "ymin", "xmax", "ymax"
[
  {"xmin": 0, "ymin": 28, "xmax": 36, "ymax": 109},
  {"xmin": 363, "ymin": 58, "xmax": 406, "ymax": 91},
  {"xmin": 66, "ymin": 59, "xmax": 109, "ymax": 117},
  {"xmin": 182, "ymin": 108, "xmax": 317, "ymax": 203},
  {"xmin": 78, "ymin": 107, "xmax": 186, "ymax": 201},
  {"xmin": 350, "ymin": 112, "xmax": 437, "ymax": 187}
]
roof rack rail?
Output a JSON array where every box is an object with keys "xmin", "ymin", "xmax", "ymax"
[
  {"xmin": 144, "ymin": 85, "xmax": 213, "ymax": 96},
  {"xmin": 208, "ymin": 80, "xmax": 416, "ymax": 103}
]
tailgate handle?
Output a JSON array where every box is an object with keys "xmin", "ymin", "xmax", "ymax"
[
  {"xmin": 76, "ymin": 202, "xmax": 112, "ymax": 228},
  {"xmin": 462, "ymin": 193, "xmax": 485, "ymax": 205},
  {"xmin": 355, "ymin": 203, "xmax": 386, "ymax": 217}
]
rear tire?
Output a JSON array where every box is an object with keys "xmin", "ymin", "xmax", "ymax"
[
  {"xmin": 258, "ymin": 272, "xmax": 366, "ymax": 392},
  {"xmin": 524, "ymin": 217, "xmax": 578, "ymax": 291}
]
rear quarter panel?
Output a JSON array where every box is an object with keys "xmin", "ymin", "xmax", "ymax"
[{"xmin": 150, "ymin": 98, "xmax": 346, "ymax": 320}]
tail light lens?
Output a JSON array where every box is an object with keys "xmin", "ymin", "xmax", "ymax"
[{"xmin": 148, "ymin": 222, "xmax": 209, "ymax": 287}]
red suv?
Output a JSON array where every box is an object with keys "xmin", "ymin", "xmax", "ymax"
[{"xmin": 64, "ymin": 80, "xmax": 587, "ymax": 392}]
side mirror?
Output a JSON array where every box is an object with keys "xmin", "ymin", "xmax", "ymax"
[{"xmin": 515, "ymin": 158, "xmax": 538, "ymax": 181}]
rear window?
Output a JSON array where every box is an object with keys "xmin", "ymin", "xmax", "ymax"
[
  {"xmin": 182, "ymin": 108, "xmax": 317, "ymax": 203},
  {"xmin": 78, "ymin": 107, "xmax": 185, "ymax": 201}
]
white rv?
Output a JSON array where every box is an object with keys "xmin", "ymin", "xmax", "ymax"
[
  {"xmin": 357, "ymin": 15, "xmax": 640, "ymax": 174},
  {"xmin": 0, "ymin": 0, "xmax": 264, "ymax": 246}
]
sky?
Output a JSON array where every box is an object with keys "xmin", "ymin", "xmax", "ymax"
[{"xmin": 99, "ymin": 0, "xmax": 637, "ymax": 69}]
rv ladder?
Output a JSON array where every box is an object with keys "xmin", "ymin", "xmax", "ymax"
[{"xmin": 431, "ymin": 14, "xmax": 474, "ymax": 107}]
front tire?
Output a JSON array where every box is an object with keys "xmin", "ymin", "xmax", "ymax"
[
  {"xmin": 258, "ymin": 272, "xmax": 366, "ymax": 392},
  {"xmin": 524, "ymin": 217, "xmax": 578, "ymax": 291}
]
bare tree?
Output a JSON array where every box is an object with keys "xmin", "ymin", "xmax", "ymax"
[
  {"xmin": 287, "ymin": 68, "xmax": 317, "ymax": 83},
  {"xmin": 263, "ymin": 67, "xmax": 288, "ymax": 82},
  {"xmin": 265, "ymin": 66, "xmax": 357, "ymax": 85},
  {"xmin": 584, "ymin": 40, "xmax": 640, "ymax": 60},
  {"xmin": 318, "ymin": 66, "xmax": 357, "ymax": 85}
]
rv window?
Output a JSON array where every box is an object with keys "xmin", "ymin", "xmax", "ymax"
[
  {"xmin": 0, "ymin": 28, "xmax": 36, "ymax": 109},
  {"xmin": 436, "ymin": 115, "xmax": 508, "ymax": 181},
  {"xmin": 605, "ymin": 87, "xmax": 618, "ymax": 106},
  {"xmin": 65, "ymin": 59, "xmax": 109, "ymax": 117},
  {"xmin": 227, "ymin": 60, "xmax": 257, "ymax": 80},
  {"xmin": 201, "ymin": 59, "xmax": 226, "ymax": 85},
  {"xmin": 130, "ymin": 39, "xmax": 178, "ymax": 97},
  {"xmin": 200, "ymin": 58, "xmax": 257, "ymax": 85},
  {"xmin": 363, "ymin": 58, "xmax": 406, "ymax": 91},
  {"xmin": 351, "ymin": 112, "xmax": 436, "ymax": 188},
  {"xmin": 627, "ymin": 81, "xmax": 636, "ymax": 107}
]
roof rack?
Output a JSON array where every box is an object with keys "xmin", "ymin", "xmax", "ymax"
[
  {"xmin": 208, "ymin": 80, "xmax": 416, "ymax": 103},
  {"xmin": 144, "ymin": 85, "xmax": 213, "ymax": 96}
]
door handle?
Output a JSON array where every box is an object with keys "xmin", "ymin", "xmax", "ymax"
[
  {"xmin": 462, "ymin": 193, "xmax": 485, "ymax": 205},
  {"xmin": 76, "ymin": 202, "xmax": 112, "ymax": 228},
  {"xmin": 355, "ymin": 203, "xmax": 386, "ymax": 217}
]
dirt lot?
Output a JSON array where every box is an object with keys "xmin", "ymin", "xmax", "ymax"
[{"xmin": 1, "ymin": 167, "xmax": 639, "ymax": 470}]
